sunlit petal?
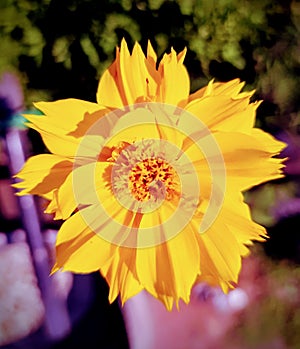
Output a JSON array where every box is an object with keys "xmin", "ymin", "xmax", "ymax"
[
  {"xmin": 13, "ymin": 154, "xmax": 72, "ymax": 200},
  {"xmin": 53, "ymin": 207, "xmax": 116, "ymax": 273}
]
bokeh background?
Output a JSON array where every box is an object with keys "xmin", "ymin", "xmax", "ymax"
[{"xmin": 0, "ymin": 1, "xmax": 300, "ymax": 348}]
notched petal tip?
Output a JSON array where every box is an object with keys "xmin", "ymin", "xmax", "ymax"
[
  {"xmin": 107, "ymin": 286, "xmax": 119, "ymax": 305},
  {"xmin": 120, "ymin": 38, "xmax": 130, "ymax": 56},
  {"xmin": 132, "ymin": 40, "xmax": 143, "ymax": 53},
  {"xmin": 32, "ymin": 101, "xmax": 44, "ymax": 109},
  {"xmin": 177, "ymin": 47, "xmax": 187, "ymax": 64},
  {"xmin": 146, "ymin": 40, "xmax": 157, "ymax": 62}
]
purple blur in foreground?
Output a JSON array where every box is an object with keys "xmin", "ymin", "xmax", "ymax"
[{"xmin": 1, "ymin": 71, "xmax": 71, "ymax": 343}]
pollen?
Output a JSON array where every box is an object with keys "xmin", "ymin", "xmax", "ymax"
[{"xmin": 128, "ymin": 157, "xmax": 179, "ymax": 202}]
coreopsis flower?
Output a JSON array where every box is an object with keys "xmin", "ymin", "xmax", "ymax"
[{"xmin": 14, "ymin": 39, "xmax": 286, "ymax": 310}]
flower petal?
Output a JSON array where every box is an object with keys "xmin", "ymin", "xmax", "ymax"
[
  {"xmin": 45, "ymin": 171, "xmax": 77, "ymax": 220},
  {"xmin": 53, "ymin": 206, "xmax": 117, "ymax": 273},
  {"xmin": 97, "ymin": 40, "xmax": 161, "ymax": 108},
  {"xmin": 158, "ymin": 48, "xmax": 190, "ymax": 107},
  {"xmin": 189, "ymin": 78, "xmax": 247, "ymax": 102},
  {"xmin": 222, "ymin": 193, "xmax": 268, "ymax": 247},
  {"xmin": 119, "ymin": 40, "xmax": 159, "ymax": 105},
  {"xmin": 107, "ymin": 107, "xmax": 161, "ymax": 144},
  {"xmin": 195, "ymin": 191, "xmax": 267, "ymax": 289},
  {"xmin": 101, "ymin": 248, "xmax": 143, "ymax": 304},
  {"xmin": 136, "ymin": 219, "xmax": 200, "ymax": 310},
  {"xmin": 67, "ymin": 108, "xmax": 115, "ymax": 138},
  {"xmin": 29, "ymin": 99, "xmax": 101, "ymax": 134},
  {"xmin": 13, "ymin": 154, "xmax": 72, "ymax": 200},
  {"xmin": 27, "ymin": 123, "xmax": 80, "ymax": 157},
  {"xmin": 185, "ymin": 94, "xmax": 254, "ymax": 133},
  {"xmin": 213, "ymin": 131, "xmax": 286, "ymax": 190},
  {"xmin": 199, "ymin": 219, "xmax": 242, "ymax": 285},
  {"xmin": 96, "ymin": 49, "xmax": 126, "ymax": 109}
]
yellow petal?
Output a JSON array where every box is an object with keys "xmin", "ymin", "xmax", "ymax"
[
  {"xmin": 53, "ymin": 206, "xmax": 117, "ymax": 273},
  {"xmin": 208, "ymin": 101, "xmax": 260, "ymax": 134},
  {"xmin": 195, "ymin": 235, "xmax": 223, "ymax": 287},
  {"xmin": 185, "ymin": 94, "xmax": 254, "ymax": 132},
  {"xmin": 106, "ymin": 106, "xmax": 161, "ymax": 145},
  {"xmin": 67, "ymin": 108, "xmax": 113, "ymax": 138},
  {"xmin": 31, "ymin": 99, "xmax": 101, "ymax": 134},
  {"xmin": 46, "ymin": 160, "xmax": 103, "ymax": 219},
  {"xmin": 136, "ymin": 201, "xmax": 180, "ymax": 247},
  {"xmin": 119, "ymin": 40, "xmax": 160, "ymax": 105},
  {"xmin": 250, "ymin": 128, "xmax": 287, "ymax": 153},
  {"xmin": 45, "ymin": 170, "xmax": 77, "ymax": 220},
  {"xmin": 194, "ymin": 191, "xmax": 267, "ymax": 289},
  {"xmin": 146, "ymin": 40, "xmax": 157, "ymax": 68},
  {"xmin": 28, "ymin": 123, "xmax": 80, "ymax": 157},
  {"xmin": 189, "ymin": 78, "xmax": 246, "ymax": 102},
  {"xmin": 222, "ymin": 192, "xmax": 268, "ymax": 246},
  {"xmin": 189, "ymin": 130, "xmax": 285, "ymax": 193},
  {"xmin": 136, "ymin": 220, "xmax": 200, "ymax": 310},
  {"xmin": 199, "ymin": 219, "xmax": 242, "ymax": 284},
  {"xmin": 13, "ymin": 154, "xmax": 72, "ymax": 199},
  {"xmin": 213, "ymin": 131, "xmax": 286, "ymax": 190},
  {"xmin": 65, "ymin": 161, "xmax": 146, "ymax": 248},
  {"xmin": 208, "ymin": 79, "xmax": 247, "ymax": 97},
  {"xmin": 120, "ymin": 41, "xmax": 146, "ymax": 104},
  {"xmin": 47, "ymin": 159, "xmax": 112, "ymax": 220},
  {"xmin": 101, "ymin": 248, "xmax": 143, "ymax": 304},
  {"xmin": 96, "ymin": 53, "xmax": 126, "ymax": 108},
  {"xmin": 158, "ymin": 47, "xmax": 190, "ymax": 107}
]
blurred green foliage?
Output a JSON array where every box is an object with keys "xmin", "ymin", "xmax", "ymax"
[{"xmin": 1, "ymin": 0, "xmax": 300, "ymax": 126}]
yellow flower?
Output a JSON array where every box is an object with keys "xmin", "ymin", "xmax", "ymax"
[{"xmin": 14, "ymin": 39, "xmax": 286, "ymax": 310}]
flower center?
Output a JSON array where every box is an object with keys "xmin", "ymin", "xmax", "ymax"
[{"xmin": 128, "ymin": 157, "xmax": 179, "ymax": 202}]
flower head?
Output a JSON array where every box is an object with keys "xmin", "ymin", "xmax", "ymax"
[{"xmin": 14, "ymin": 39, "xmax": 286, "ymax": 310}]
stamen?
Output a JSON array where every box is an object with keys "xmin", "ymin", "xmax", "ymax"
[
  {"xmin": 109, "ymin": 139, "xmax": 183, "ymax": 213},
  {"xmin": 128, "ymin": 158, "xmax": 179, "ymax": 202}
]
